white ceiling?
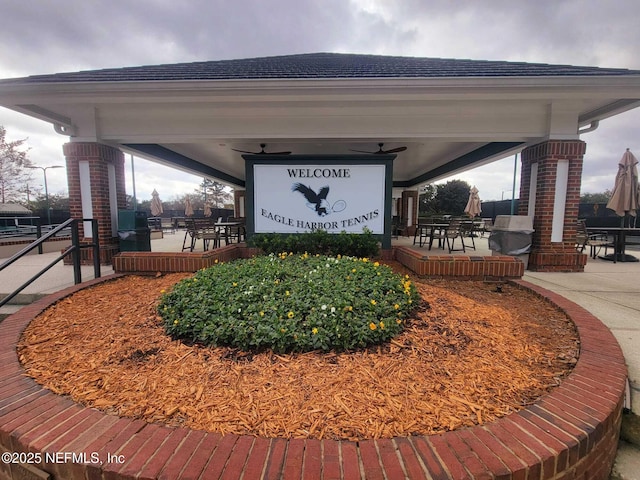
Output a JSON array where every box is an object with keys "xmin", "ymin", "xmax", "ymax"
[{"xmin": 2, "ymin": 76, "xmax": 640, "ymax": 188}]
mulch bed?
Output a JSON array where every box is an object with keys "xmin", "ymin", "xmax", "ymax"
[{"xmin": 17, "ymin": 267, "xmax": 579, "ymax": 441}]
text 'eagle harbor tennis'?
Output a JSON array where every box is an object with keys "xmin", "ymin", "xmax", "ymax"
[{"xmin": 260, "ymin": 209, "xmax": 379, "ymax": 229}]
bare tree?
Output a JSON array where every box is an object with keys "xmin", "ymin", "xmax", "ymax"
[
  {"xmin": 0, "ymin": 126, "xmax": 33, "ymax": 203},
  {"xmin": 199, "ymin": 178, "xmax": 232, "ymax": 208}
]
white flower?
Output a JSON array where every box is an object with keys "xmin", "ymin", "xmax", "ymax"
[{"xmin": 321, "ymin": 304, "xmax": 327, "ymax": 310}]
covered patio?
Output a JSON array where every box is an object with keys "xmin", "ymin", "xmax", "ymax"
[{"xmin": 1, "ymin": 53, "xmax": 640, "ymax": 271}]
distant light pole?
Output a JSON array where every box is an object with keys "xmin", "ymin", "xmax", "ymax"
[{"xmin": 27, "ymin": 165, "xmax": 64, "ymax": 226}]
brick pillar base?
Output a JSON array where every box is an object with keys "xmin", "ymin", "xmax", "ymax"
[
  {"xmin": 62, "ymin": 244, "xmax": 121, "ymax": 266},
  {"xmin": 63, "ymin": 142, "xmax": 126, "ymax": 265},
  {"xmin": 527, "ymin": 251, "xmax": 587, "ymax": 272},
  {"xmin": 519, "ymin": 140, "xmax": 588, "ymax": 272}
]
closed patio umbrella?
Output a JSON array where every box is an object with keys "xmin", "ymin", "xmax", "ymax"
[
  {"xmin": 464, "ymin": 186, "xmax": 482, "ymax": 218},
  {"xmin": 604, "ymin": 148, "xmax": 639, "ymax": 262},
  {"xmin": 150, "ymin": 189, "xmax": 163, "ymax": 217},
  {"xmin": 204, "ymin": 202, "xmax": 212, "ymax": 217},
  {"xmin": 606, "ymin": 148, "xmax": 639, "ymax": 220},
  {"xmin": 184, "ymin": 198, "xmax": 194, "ymax": 217}
]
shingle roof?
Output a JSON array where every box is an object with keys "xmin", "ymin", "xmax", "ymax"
[{"xmin": 2, "ymin": 53, "xmax": 639, "ymax": 84}]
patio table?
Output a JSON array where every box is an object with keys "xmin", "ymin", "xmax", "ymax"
[
  {"xmin": 587, "ymin": 226, "xmax": 640, "ymax": 263},
  {"xmin": 413, "ymin": 223, "xmax": 449, "ymax": 249}
]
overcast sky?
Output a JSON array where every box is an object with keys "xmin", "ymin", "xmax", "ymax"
[{"xmin": 1, "ymin": 0, "xmax": 639, "ymax": 203}]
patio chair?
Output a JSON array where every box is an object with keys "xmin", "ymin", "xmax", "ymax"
[
  {"xmin": 224, "ymin": 217, "xmax": 246, "ymax": 244},
  {"xmin": 182, "ymin": 218, "xmax": 221, "ymax": 252},
  {"xmin": 575, "ymin": 219, "xmax": 610, "ymax": 259},
  {"xmin": 444, "ymin": 219, "xmax": 467, "ymax": 253},
  {"xmin": 160, "ymin": 217, "xmax": 175, "ymax": 234},
  {"xmin": 481, "ymin": 218, "xmax": 494, "ymax": 237},
  {"xmin": 393, "ymin": 217, "xmax": 409, "ymax": 237},
  {"xmin": 427, "ymin": 218, "xmax": 465, "ymax": 253},
  {"xmin": 413, "ymin": 217, "xmax": 438, "ymax": 247},
  {"xmin": 460, "ymin": 220, "xmax": 477, "ymax": 250}
]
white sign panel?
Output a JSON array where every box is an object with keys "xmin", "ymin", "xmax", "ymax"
[{"xmin": 254, "ymin": 164, "xmax": 386, "ymax": 234}]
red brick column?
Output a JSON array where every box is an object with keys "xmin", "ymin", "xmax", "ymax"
[
  {"xmin": 401, "ymin": 190, "xmax": 418, "ymax": 236},
  {"xmin": 233, "ymin": 190, "xmax": 246, "ymax": 219},
  {"xmin": 63, "ymin": 142, "xmax": 126, "ymax": 264},
  {"xmin": 518, "ymin": 140, "xmax": 587, "ymax": 271}
]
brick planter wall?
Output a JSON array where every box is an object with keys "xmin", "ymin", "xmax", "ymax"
[
  {"xmin": 113, "ymin": 244, "xmax": 525, "ymax": 280},
  {"xmin": 394, "ymin": 246, "xmax": 525, "ymax": 280},
  {"xmin": 0, "ymin": 273, "xmax": 626, "ymax": 479},
  {"xmin": 113, "ymin": 244, "xmax": 261, "ymax": 274}
]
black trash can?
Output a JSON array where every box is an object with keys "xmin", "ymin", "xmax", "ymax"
[
  {"xmin": 118, "ymin": 210, "xmax": 151, "ymax": 252},
  {"xmin": 118, "ymin": 228, "xmax": 151, "ymax": 252}
]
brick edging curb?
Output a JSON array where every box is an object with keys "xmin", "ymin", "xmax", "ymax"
[{"xmin": 0, "ymin": 277, "xmax": 627, "ymax": 479}]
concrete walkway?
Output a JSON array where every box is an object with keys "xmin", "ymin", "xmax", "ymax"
[{"xmin": 2, "ymin": 233, "xmax": 639, "ymax": 477}]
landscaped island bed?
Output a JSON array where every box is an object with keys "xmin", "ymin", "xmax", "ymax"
[{"xmin": 18, "ymin": 264, "xmax": 579, "ymax": 441}]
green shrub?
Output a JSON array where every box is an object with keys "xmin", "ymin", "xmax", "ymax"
[
  {"xmin": 158, "ymin": 253, "xmax": 420, "ymax": 353},
  {"xmin": 249, "ymin": 228, "xmax": 380, "ymax": 258}
]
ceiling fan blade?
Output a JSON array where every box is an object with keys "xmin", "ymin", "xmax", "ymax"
[
  {"xmin": 231, "ymin": 148, "xmax": 259, "ymax": 154},
  {"xmin": 233, "ymin": 144, "xmax": 291, "ymax": 155},
  {"xmin": 382, "ymin": 146, "xmax": 407, "ymax": 154},
  {"xmin": 349, "ymin": 148, "xmax": 377, "ymax": 154},
  {"xmin": 259, "ymin": 150, "xmax": 292, "ymax": 155}
]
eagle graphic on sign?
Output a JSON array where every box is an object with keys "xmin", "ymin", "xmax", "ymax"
[{"xmin": 291, "ymin": 183, "xmax": 346, "ymax": 217}]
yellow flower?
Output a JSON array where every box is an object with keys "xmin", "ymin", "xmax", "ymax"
[
  {"xmin": 232, "ymin": 282, "xmax": 238, "ymax": 287},
  {"xmin": 379, "ymin": 321, "xmax": 385, "ymax": 330},
  {"xmin": 369, "ymin": 322, "xmax": 377, "ymax": 330},
  {"xmin": 352, "ymin": 268, "xmax": 357, "ymax": 273},
  {"xmin": 214, "ymin": 259, "xmax": 219, "ymax": 264},
  {"xmin": 370, "ymin": 299, "xmax": 377, "ymax": 305},
  {"xmin": 397, "ymin": 319, "xmax": 402, "ymax": 324},
  {"xmin": 394, "ymin": 304, "xmax": 400, "ymax": 310},
  {"xmin": 281, "ymin": 328, "xmax": 287, "ymax": 333},
  {"xmin": 173, "ymin": 320, "xmax": 179, "ymax": 325},
  {"xmin": 287, "ymin": 311, "xmax": 295, "ymax": 319},
  {"xmin": 344, "ymin": 306, "xmax": 353, "ymax": 312},
  {"xmin": 362, "ymin": 258, "xmax": 369, "ymax": 263},
  {"xmin": 312, "ymin": 327, "xmax": 318, "ymax": 335},
  {"xmin": 259, "ymin": 311, "xmax": 265, "ymax": 317},
  {"xmin": 285, "ymin": 290, "xmax": 290, "ymax": 296},
  {"xmin": 160, "ymin": 289, "xmax": 166, "ymax": 294},
  {"xmin": 374, "ymin": 262, "xmax": 380, "ymax": 267}
]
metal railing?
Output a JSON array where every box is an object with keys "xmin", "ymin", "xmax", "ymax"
[
  {"xmin": 0, "ymin": 216, "xmax": 72, "ymax": 254},
  {"xmin": 0, "ymin": 219, "xmax": 101, "ymax": 308}
]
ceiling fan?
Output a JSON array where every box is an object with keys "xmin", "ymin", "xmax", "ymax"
[
  {"xmin": 231, "ymin": 143, "xmax": 292, "ymax": 155},
  {"xmin": 349, "ymin": 143, "xmax": 407, "ymax": 154}
]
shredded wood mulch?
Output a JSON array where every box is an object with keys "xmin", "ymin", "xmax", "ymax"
[{"xmin": 18, "ymin": 266, "xmax": 579, "ymax": 441}]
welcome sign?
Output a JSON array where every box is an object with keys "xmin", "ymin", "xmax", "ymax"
[{"xmin": 252, "ymin": 162, "xmax": 388, "ymax": 234}]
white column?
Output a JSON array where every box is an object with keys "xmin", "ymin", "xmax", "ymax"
[
  {"xmin": 108, "ymin": 163, "xmax": 118, "ymax": 237},
  {"xmin": 527, "ymin": 162, "xmax": 538, "ymax": 217},
  {"xmin": 78, "ymin": 161, "xmax": 93, "ymax": 238},
  {"xmin": 551, "ymin": 159, "xmax": 569, "ymax": 243}
]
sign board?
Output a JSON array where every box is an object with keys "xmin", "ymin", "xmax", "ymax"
[{"xmin": 252, "ymin": 162, "xmax": 388, "ymax": 234}]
